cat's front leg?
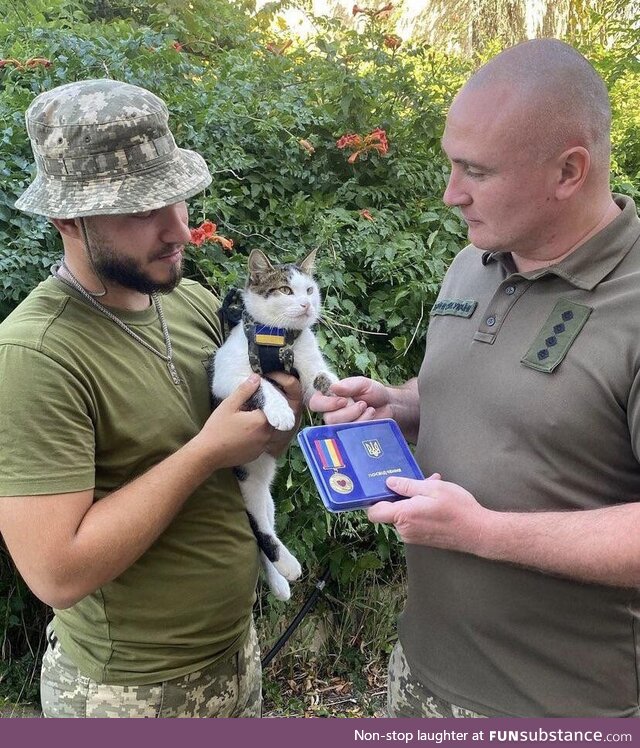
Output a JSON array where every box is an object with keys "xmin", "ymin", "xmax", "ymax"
[
  {"xmin": 311, "ymin": 371, "xmax": 339, "ymax": 398},
  {"xmin": 291, "ymin": 332, "xmax": 339, "ymax": 402},
  {"xmin": 259, "ymin": 378, "xmax": 296, "ymax": 431},
  {"xmin": 301, "ymin": 370, "xmax": 339, "ymax": 403}
]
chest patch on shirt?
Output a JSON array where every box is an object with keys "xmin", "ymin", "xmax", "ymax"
[
  {"xmin": 521, "ymin": 300, "xmax": 592, "ymax": 373},
  {"xmin": 431, "ymin": 298, "xmax": 478, "ymax": 318}
]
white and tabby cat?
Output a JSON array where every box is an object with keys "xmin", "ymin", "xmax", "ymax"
[{"xmin": 210, "ymin": 248, "xmax": 337, "ymax": 600}]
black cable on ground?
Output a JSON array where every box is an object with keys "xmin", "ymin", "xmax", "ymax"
[{"xmin": 261, "ymin": 567, "xmax": 331, "ymax": 669}]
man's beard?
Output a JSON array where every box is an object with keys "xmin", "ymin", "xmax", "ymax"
[{"xmin": 87, "ymin": 243, "xmax": 182, "ymax": 295}]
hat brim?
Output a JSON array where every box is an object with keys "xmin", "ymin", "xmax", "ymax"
[{"xmin": 14, "ymin": 149, "xmax": 212, "ymax": 218}]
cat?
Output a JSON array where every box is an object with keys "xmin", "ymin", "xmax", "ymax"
[{"xmin": 210, "ymin": 247, "xmax": 338, "ymax": 600}]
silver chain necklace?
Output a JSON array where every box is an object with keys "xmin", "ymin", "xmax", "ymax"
[{"xmin": 53, "ymin": 260, "xmax": 181, "ymax": 386}]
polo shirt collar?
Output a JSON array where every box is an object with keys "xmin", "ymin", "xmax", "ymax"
[{"xmin": 482, "ymin": 194, "xmax": 640, "ymax": 290}]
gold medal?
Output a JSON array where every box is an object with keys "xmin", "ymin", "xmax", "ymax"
[{"xmin": 329, "ymin": 473, "xmax": 354, "ymax": 494}]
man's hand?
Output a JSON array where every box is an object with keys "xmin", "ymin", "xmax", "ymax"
[
  {"xmin": 264, "ymin": 372, "xmax": 303, "ymax": 456},
  {"xmin": 308, "ymin": 376, "xmax": 392, "ymax": 424},
  {"xmin": 367, "ymin": 475, "xmax": 491, "ymax": 555},
  {"xmin": 198, "ymin": 375, "xmax": 276, "ymax": 467}
]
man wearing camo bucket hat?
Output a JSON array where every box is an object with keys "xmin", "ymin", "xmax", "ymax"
[{"xmin": 0, "ymin": 79, "xmax": 302, "ymax": 718}]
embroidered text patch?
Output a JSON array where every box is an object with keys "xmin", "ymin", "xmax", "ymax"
[
  {"xmin": 431, "ymin": 298, "xmax": 478, "ymax": 318},
  {"xmin": 521, "ymin": 300, "xmax": 592, "ymax": 373}
]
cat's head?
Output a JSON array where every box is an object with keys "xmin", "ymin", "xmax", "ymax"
[{"xmin": 242, "ymin": 248, "xmax": 321, "ymax": 330}]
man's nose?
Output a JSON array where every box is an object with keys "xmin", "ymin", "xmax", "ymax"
[
  {"xmin": 159, "ymin": 202, "xmax": 191, "ymax": 244},
  {"xmin": 443, "ymin": 171, "xmax": 470, "ymax": 207}
]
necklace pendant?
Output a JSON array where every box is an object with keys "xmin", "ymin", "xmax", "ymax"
[{"xmin": 167, "ymin": 361, "xmax": 181, "ymax": 385}]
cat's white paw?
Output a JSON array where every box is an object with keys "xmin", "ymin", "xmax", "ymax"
[
  {"xmin": 264, "ymin": 561, "xmax": 291, "ymax": 600},
  {"xmin": 263, "ymin": 400, "xmax": 296, "ymax": 431},
  {"xmin": 269, "ymin": 574, "xmax": 291, "ymax": 601},
  {"xmin": 274, "ymin": 547, "xmax": 302, "ymax": 581}
]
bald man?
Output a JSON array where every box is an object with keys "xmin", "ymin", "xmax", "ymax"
[{"xmin": 310, "ymin": 39, "xmax": 640, "ymax": 717}]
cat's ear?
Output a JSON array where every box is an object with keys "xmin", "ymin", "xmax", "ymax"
[
  {"xmin": 248, "ymin": 249, "xmax": 274, "ymax": 278},
  {"xmin": 299, "ymin": 248, "xmax": 318, "ymax": 276}
]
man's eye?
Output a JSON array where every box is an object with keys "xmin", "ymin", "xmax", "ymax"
[
  {"xmin": 131, "ymin": 210, "xmax": 154, "ymax": 219},
  {"xmin": 465, "ymin": 167, "xmax": 485, "ymax": 178},
  {"xmin": 278, "ymin": 287, "xmax": 293, "ymax": 295}
]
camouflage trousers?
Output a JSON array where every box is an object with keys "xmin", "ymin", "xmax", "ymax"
[
  {"xmin": 387, "ymin": 640, "xmax": 486, "ymax": 718},
  {"xmin": 40, "ymin": 622, "xmax": 262, "ymax": 718}
]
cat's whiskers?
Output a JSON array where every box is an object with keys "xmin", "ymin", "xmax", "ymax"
[{"xmin": 274, "ymin": 310, "xmax": 299, "ymax": 328}]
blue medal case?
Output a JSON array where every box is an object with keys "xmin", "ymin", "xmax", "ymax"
[{"xmin": 297, "ymin": 418, "xmax": 424, "ymax": 512}]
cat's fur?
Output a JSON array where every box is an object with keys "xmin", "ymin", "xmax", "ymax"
[{"xmin": 210, "ymin": 248, "xmax": 337, "ymax": 600}]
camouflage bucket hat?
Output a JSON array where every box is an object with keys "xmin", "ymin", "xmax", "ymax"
[{"xmin": 14, "ymin": 78, "xmax": 212, "ymax": 218}]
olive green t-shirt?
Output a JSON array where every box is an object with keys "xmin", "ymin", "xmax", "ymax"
[
  {"xmin": 404, "ymin": 195, "xmax": 640, "ymax": 716},
  {"xmin": 0, "ymin": 277, "xmax": 259, "ymax": 685}
]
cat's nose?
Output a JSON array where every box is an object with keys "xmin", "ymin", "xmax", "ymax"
[{"xmin": 300, "ymin": 301, "xmax": 310, "ymax": 311}]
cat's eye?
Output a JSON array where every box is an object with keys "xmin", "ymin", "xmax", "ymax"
[
  {"xmin": 307, "ymin": 287, "xmax": 314, "ymax": 294},
  {"xmin": 278, "ymin": 286, "xmax": 293, "ymax": 295}
]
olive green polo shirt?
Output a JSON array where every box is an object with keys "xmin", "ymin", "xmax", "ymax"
[{"xmin": 403, "ymin": 195, "xmax": 640, "ymax": 716}]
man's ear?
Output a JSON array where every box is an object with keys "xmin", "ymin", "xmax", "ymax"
[
  {"xmin": 50, "ymin": 217, "xmax": 82, "ymax": 240},
  {"xmin": 555, "ymin": 147, "xmax": 590, "ymax": 201}
]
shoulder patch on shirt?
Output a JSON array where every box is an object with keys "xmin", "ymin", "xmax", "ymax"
[
  {"xmin": 430, "ymin": 298, "xmax": 478, "ymax": 318},
  {"xmin": 521, "ymin": 300, "xmax": 592, "ymax": 373}
]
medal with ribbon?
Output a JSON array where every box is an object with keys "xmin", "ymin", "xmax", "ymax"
[{"xmin": 313, "ymin": 438, "xmax": 354, "ymax": 495}]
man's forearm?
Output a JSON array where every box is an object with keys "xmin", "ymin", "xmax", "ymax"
[
  {"xmin": 388, "ymin": 378, "xmax": 420, "ymax": 443},
  {"xmin": 480, "ymin": 501, "xmax": 640, "ymax": 587},
  {"xmin": 371, "ymin": 477, "xmax": 640, "ymax": 588}
]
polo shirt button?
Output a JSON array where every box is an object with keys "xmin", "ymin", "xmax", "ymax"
[
  {"xmin": 505, "ymin": 285, "xmax": 516, "ymax": 295},
  {"xmin": 486, "ymin": 316, "xmax": 496, "ymax": 326}
]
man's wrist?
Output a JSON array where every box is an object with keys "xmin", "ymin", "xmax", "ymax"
[
  {"xmin": 387, "ymin": 379, "xmax": 420, "ymax": 442},
  {"xmin": 181, "ymin": 434, "xmax": 224, "ymax": 478},
  {"xmin": 471, "ymin": 506, "xmax": 507, "ymax": 560}
]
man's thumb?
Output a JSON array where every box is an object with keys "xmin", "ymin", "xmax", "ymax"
[
  {"xmin": 229, "ymin": 374, "xmax": 261, "ymax": 406},
  {"xmin": 386, "ymin": 476, "xmax": 430, "ymax": 497},
  {"xmin": 330, "ymin": 376, "xmax": 365, "ymax": 398}
]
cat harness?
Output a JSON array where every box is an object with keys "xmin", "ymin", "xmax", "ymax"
[{"xmin": 242, "ymin": 311, "xmax": 301, "ymax": 376}]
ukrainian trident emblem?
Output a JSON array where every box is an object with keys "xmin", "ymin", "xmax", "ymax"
[{"xmin": 363, "ymin": 439, "xmax": 383, "ymax": 458}]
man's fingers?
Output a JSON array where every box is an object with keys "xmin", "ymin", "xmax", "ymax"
[
  {"xmin": 367, "ymin": 501, "xmax": 397, "ymax": 524},
  {"xmin": 387, "ymin": 476, "xmax": 439, "ymax": 497},
  {"xmin": 371, "ymin": 476, "xmax": 441, "ymax": 522},
  {"xmin": 308, "ymin": 391, "xmax": 347, "ymax": 412},
  {"xmin": 227, "ymin": 374, "xmax": 261, "ymax": 408},
  {"xmin": 329, "ymin": 377, "xmax": 369, "ymax": 399},
  {"xmin": 356, "ymin": 405, "xmax": 377, "ymax": 421},
  {"xmin": 324, "ymin": 401, "xmax": 369, "ymax": 424},
  {"xmin": 265, "ymin": 372, "xmax": 300, "ymax": 395}
]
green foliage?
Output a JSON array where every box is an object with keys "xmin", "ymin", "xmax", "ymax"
[
  {"xmin": 0, "ymin": 547, "xmax": 48, "ymax": 704},
  {"xmin": 0, "ymin": 0, "xmax": 639, "ymax": 706},
  {"xmin": 567, "ymin": 1, "xmax": 640, "ymax": 194}
]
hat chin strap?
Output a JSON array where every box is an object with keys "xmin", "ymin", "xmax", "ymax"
[{"xmin": 77, "ymin": 217, "xmax": 108, "ymax": 297}]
